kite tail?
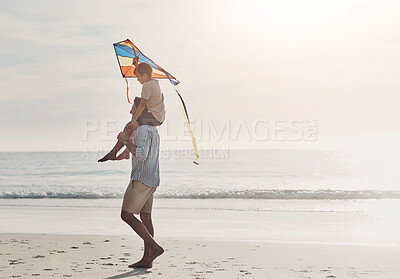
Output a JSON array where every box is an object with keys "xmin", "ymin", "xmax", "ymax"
[
  {"xmin": 125, "ymin": 78, "xmax": 132, "ymax": 104},
  {"xmin": 175, "ymin": 86, "xmax": 199, "ymax": 165}
]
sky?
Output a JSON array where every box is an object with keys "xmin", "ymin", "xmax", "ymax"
[{"xmin": 1, "ymin": 0, "xmax": 400, "ymax": 152}]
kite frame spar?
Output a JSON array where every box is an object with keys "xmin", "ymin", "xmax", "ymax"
[{"xmin": 113, "ymin": 39, "xmax": 199, "ymax": 164}]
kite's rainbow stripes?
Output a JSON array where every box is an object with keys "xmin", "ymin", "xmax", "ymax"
[{"xmin": 113, "ymin": 39, "xmax": 180, "ymax": 85}]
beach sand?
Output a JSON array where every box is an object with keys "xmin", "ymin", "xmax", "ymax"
[
  {"xmin": 2, "ymin": 202, "xmax": 400, "ymax": 278},
  {"xmin": 1, "ymin": 233, "xmax": 400, "ymax": 279}
]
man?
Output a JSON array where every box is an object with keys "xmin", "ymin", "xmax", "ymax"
[{"xmin": 117, "ymin": 97, "xmax": 164, "ymax": 268}]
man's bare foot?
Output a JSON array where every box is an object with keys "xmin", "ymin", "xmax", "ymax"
[
  {"xmin": 143, "ymin": 245, "xmax": 164, "ymax": 267},
  {"xmin": 98, "ymin": 152, "xmax": 117, "ymax": 162},
  {"xmin": 128, "ymin": 258, "xmax": 152, "ymax": 268}
]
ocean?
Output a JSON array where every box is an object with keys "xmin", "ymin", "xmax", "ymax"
[
  {"xmin": 0, "ymin": 150, "xmax": 400, "ymax": 203},
  {"xmin": 1, "ymin": 149, "xmax": 400, "ymax": 244},
  {"xmin": 1, "ymin": 149, "xmax": 399, "ymax": 202}
]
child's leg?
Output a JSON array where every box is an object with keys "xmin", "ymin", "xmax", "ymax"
[
  {"xmin": 116, "ymin": 131, "xmax": 136, "ymax": 160},
  {"xmin": 115, "ymin": 147, "xmax": 130, "ymax": 160},
  {"xmin": 98, "ymin": 121, "xmax": 140, "ymax": 162},
  {"xmin": 140, "ymin": 112, "xmax": 163, "ymax": 127}
]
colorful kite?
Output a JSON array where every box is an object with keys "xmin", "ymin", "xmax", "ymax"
[{"xmin": 113, "ymin": 39, "xmax": 199, "ymax": 164}]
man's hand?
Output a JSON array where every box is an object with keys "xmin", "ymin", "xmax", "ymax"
[{"xmin": 117, "ymin": 131, "xmax": 129, "ymax": 142}]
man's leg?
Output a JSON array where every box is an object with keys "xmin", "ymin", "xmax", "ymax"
[
  {"xmin": 141, "ymin": 213, "xmax": 154, "ymax": 255},
  {"xmin": 129, "ymin": 212, "xmax": 154, "ymax": 267},
  {"xmin": 120, "ymin": 210, "xmax": 163, "ymax": 267}
]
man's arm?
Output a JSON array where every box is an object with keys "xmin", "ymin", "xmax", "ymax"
[
  {"xmin": 117, "ymin": 132, "xmax": 138, "ymax": 156},
  {"xmin": 125, "ymin": 140, "xmax": 138, "ymax": 157},
  {"xmin": 117, "ymin": 128, "xmax": 151, "ymax": 161}
]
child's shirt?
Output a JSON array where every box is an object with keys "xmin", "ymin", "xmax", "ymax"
[{"xmin": 140, "ymin": 79, "xmax": 166, "ymax": 123}]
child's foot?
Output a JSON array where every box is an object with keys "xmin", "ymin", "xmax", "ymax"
[{"xmin": 98, "ymin": 152, "xmax": 116, "ymax": 162}]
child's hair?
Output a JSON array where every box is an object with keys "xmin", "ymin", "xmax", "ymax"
[{"xmin": 134, "ymin": 63, "xmax": 153, "ymax": 78}]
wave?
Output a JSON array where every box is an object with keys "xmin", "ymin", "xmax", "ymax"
[
  {"xmin": 157, "ymin": 190, "xmax": 400, "ymax": 199},
  {"xmin": 1, "ymin": 189, "xmax": 400, "ymax": 200}
]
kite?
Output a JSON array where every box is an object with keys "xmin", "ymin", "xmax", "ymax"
[{"xmin": 113, "ymin": 39, "xmax": 199, "ymax": 164}]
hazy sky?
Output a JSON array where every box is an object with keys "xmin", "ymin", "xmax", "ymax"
[{"xmin": 1, "ymin": 0, "xmax": 399, "ymax": 152}]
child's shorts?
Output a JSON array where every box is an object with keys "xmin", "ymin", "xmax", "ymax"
[{"xmin": 137, "ymin": 111, "xmax": 163, "ymax": 126}]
